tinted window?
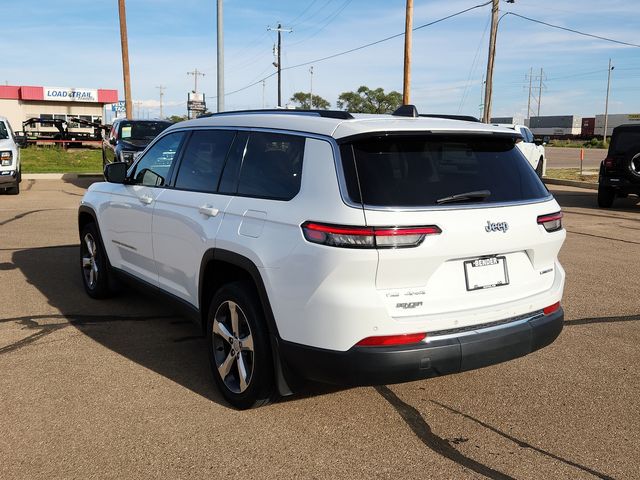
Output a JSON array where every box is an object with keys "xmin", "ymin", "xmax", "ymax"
[
  {"xmin": 0, "ymin": 122, "xmax": 8, "ymax": 140},
  {"xmin": 131, "ymin": 132, "xmax": 185, "ymax": 187},
  {"xmin": 341, "ymin": 135, "xmax": 549, "ymax": 207},
  {"xmin": 175, "ymin": 130, "xmax": 235, "ymax": 193},
  {"xmin": 611, "ymin": 129, "xmax": 640, "ymax": 155},
  {"xmin": 237, "ymin": 132, "xmax": 305, "ymax": 200},
  {"xmin": 120, "ymin": 121, "xmax": 171, "ymax": 141}
]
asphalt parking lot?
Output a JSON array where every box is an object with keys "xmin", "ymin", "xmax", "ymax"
[{"xmin": 1, "ymin": 179, "xmax": 638, "ymax": 479}]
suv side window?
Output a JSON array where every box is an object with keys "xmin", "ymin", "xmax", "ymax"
[
  {"xmin": 519, "ymin": 127, "xmax": 532, "ymax": 143},
  {"xmin": 237, "ymin": 132, "xmax": 305, "ymax": 200},
  {"xmin": 174, "ymin": 130, "xmax": 235, "ymax": 193},
  {"xmin": 130, "ymin": 132, "xmax": 185, "ymax": 187}
]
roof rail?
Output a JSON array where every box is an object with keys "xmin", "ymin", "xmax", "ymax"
[
  {"xmin": 197, "ymin": 109, "xmax": 354, "ymax": 120},
  {"xmin": 392, "ymin": 105, "xmax": 419, "ymax": 117},
  {"xmin": 419, "ymin": 114, "xmax": 480, "ymax": 123}
]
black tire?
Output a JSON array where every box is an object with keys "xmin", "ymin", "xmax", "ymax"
[
  {"xmin": 207, "ymin": 281, "xmax": 276, "ymax": 409},
  {"xmin": 535, "ymin": 157, "xmax": 544, "ymax": 178},
  {"xmin": 79, "ymin": 222, "xmax": 114, "ymax": 299},
  {"xmin": 6, "ymin": 182, "xmax": 19, "ymax": 195},
  {"xmin": 597, "ymin": 185, "xmax": 615, "ymax": 208}
]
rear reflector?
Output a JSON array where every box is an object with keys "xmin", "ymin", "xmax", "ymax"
[
  {"xmin": 356, "ymin": 332, "xmax": 427, "ymax": 347},
  {"xmin": 301, "ymin": 222, "xmax": 441, "ymax": 249},
  {"xmin": 537, "ymin": 212, "xmax": 563, "ymax": 232},
  {"xmin": 543, "ymin": 302, "xmax": 560, "ymax": 315}
]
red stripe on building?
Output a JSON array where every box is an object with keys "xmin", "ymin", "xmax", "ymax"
[
  {"xmin": 0, "ymin": 85, "xmax": 20, "ymax": 99},
  {"xmin": 20, "ymin": 86, "xmax": 44, "ymax": 100},
  {"xmin": 98, "ymin": 89, "xmax": 118, "ymax": 103}
]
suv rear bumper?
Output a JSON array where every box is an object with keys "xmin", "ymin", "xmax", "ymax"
[{"xmin": 279, "ymin": 308, "xmax": 563, "ymax": 386}]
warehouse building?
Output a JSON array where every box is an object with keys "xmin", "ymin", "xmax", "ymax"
[{"xmin": 0, "ymin": 85, "xmax": 118, "ymax": 136}]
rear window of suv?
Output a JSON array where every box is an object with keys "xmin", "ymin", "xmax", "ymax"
[
  {"xmin": 610, "ymin": 129, "xmax": 640, "ymax": 155},
  {"xmin": 340, "ymin": 134, "xmax": 549, "ymax": 207}
]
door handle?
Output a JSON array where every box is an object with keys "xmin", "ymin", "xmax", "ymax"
[
  {"xmin": 198, "ymin": 205, "xmax": 219, "ymax": 217},
  {"xmin": 139, "ymin": 195, "xmax": 153, "ymax": 205}
]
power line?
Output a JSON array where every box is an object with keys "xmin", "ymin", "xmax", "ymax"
[
  {"xmin": 287, "ymin": 0, "xmax": 354, "ymax": 48},
  {"xmin": 503, "ymin": 12, "xmax": 640, "ymax": 49},
  {"xmin": 210, "ymin": 1, "xmax": 491, "ymax": 100}
]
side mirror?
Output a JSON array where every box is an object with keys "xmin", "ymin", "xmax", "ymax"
[
  {"xmin": 15, "ymin": 134, "xmax": 28, "ymax": 148},
  {"xmin": 109, "ymin": 137, "xmax": 117, "ymax": 146},
  {"xmin": 104, "ymin": 161, "xmax": 128, "ymax": 183},
  {"xmin": 534, "ymin": 139, "xmax": 544, "ymax": 146}
]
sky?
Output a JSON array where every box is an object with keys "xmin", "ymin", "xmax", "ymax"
[{"xmin": 2, "ymin": 0, "xmax": 639, "ymax": 120}]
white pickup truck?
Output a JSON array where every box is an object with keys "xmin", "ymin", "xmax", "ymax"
[
  {"xmin": 496, "ymin": 124, "xmax": 546, "ymax": 178},
  {"xmin": 0, "ymin": 116, "xmax": 21, "ymax": 194}
]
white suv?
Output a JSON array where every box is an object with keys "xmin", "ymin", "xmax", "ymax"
[
  {"xmin": 79, "ymin": 107, "xmax": 566, "ymax": 409},
  {"xmin": 0, "ymin": 116, "xmax": 21, "ymax": 195},
  {"xmin": 495, "ymin": 124, "xmax": 546, "ymax": 177}
]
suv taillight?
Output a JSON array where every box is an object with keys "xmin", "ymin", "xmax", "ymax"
[
  {"xmin": 603, "ymin": 156, "xmax": 615, "ymax": 168},
  {"xmin": 301, "ymin": 222, "xmax": 441, "ymax": 249},
  {"xmin": 537, "ymin": 212, "xmax": 563, "ymax": 232}
]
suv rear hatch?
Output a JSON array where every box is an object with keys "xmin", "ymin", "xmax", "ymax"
[{"xmin": 338, "ymin": 133, "xmax": 564, "ymax": 328}]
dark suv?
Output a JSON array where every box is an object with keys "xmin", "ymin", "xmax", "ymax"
[
  {"xmin": 598, "ymin": 124, "xmax": 640, "ymax": 208},
  {"xmin": 102, "ymin": 119, "xmax": 172, "ymax": 167}
]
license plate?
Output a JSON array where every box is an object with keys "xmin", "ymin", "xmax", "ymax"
[{"xmin": 464, "ymin": 256, "xmax": 509, "ymax": 291}]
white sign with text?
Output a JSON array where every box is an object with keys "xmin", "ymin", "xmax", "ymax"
[{"xmin": 44, "ymin": 87, "xmax": 98, "ymax": 102}]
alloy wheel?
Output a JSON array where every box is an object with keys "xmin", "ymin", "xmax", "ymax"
[
  {"xmin": 212, "ymin": 301, "xmax": 255, "ymax": 394},
  {"xmin": 81, "ymin": 233, "xmax": 99, "ymax": 289}
]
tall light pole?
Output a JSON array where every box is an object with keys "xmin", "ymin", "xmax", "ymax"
[
  {"xmin": 117, "ymin": 0, "xmax": 132, "ymax": 119},
  {"xmin": 604, "ymin": 58, "xmax": 614, "ymax": 143},
  {"xmin": 482, "ymin": 0, "xmax": 499, "ymax": 123},
  {"xmin": 217, "ymin": 0, "xmax": 224, "ymax": 112},
  {"xmin": 156, "ymin": 85, "xmax": 165, "ymax": 119},
  {"xmin": 402, "ymin": 0, "xmax": 413, "ymax": 105}
]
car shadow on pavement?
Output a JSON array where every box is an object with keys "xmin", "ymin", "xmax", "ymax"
[
  {"xmin": 10, "ymin": 244, "xmax": 228, "ymax": 406},
  {"xmin": 552, "ymin": 188, "xmax": 640, "ymax": 212}
]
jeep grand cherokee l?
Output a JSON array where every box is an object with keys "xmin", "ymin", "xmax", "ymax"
[{"xmin": 79, "ymin": 107, "xmax": 566, "ymax": 409}]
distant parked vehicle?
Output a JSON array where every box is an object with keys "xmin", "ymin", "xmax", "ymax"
[
  {"xmin": 597, "ymin": 124, "xmax": 640, "ymax": 208},
  {"xmin": 0, "ymin": 116, "xmax": 21, "ymax": 195},
  {"xmin": 102, "ymin": 119, "xmax": 172, "ymax": 167},
  {"xmin": 496, "ymin": 124, "xmax": 546, "ymax": 178}
]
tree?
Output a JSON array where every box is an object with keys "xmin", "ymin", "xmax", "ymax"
[
  {"xmin": 167, "ymin": 114, "xmax": 188, "ymax": 123},
  {"xmin": 289, "ymin": 92, "xmax": 330, "ymax": 110},
  {"xmin": 336, "ymin": 86, "xmax": 403, "ymax": 114}
]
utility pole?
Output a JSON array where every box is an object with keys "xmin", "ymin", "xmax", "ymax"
[
  {"xmin": 156, "ymin": 85, "xmax": 165, "ymax": 119},
  {"xmin": 187, "ymin": 68, "xmax": 205, "ymax": 93},
  {"xmin": 537, "ymin": 67, "xmax": 544, "ymax": 116},
  {"xmin": 604, "ymin": 58, "xmax": 614, "ymax": 143},
  {"xmin": 309, "ymin": 66, "xmax": 314, "ymax": 109},
  {"xmin": 262, "ymin": 80, "xmax": 266, "ymax": 108},
  {"xmin": 527, "ymin": 67, "xmax": 533, "ymax": 120},
  {"xmin": 134, "ymin": 101, "xmax": 142, "ymax": 119},
  {"xmin": 117, "ymin": 0, "xmax": 133, "ymax": 119},
  {"xmin": 482, "ymin": 0, "xmax": 499, "ymax": 123},
  {"xmin": 268, "ymin": 24, "xmax": 292, "ymax": 107},
  {"xmin": 402, "ymin": 0, "xmax": 413, "ymax": 105},
  {"xmin": 217, "ymin": 0, "xmax": 224, "ymax": 112}
]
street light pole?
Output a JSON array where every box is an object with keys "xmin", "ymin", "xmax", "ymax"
[
  {"xmin": 217, "ymin": 0, "xmax": 224, "ymax": 112},
  {"xmin": 117, "ymin": 0, "xmax": 133, "ymax": 119},
  {"xmin": 604, "ymin": 58, "xmax": 614, "ymax": 144}
]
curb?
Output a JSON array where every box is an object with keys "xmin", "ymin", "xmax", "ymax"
[
  {"xmin": 543, "ymin": 178, "xmax": 598, "ymax": 190},
  {"xmin": 23, "ymin": 173, "xmax": 102, "ymax": 180}
]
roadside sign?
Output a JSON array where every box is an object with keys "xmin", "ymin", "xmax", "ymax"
[{"xmin": 111, "ymin": 101, "xmax": 126, "ymax": 113}]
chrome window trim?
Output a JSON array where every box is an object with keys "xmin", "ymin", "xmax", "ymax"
[{"xmin": 139, "ymin": 125, "xmax": 554, "ymax": 211}]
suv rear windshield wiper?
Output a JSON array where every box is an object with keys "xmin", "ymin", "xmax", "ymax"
[{"xmin": 436, "ymin": 190, "xmax": 491, "ymax": 205}]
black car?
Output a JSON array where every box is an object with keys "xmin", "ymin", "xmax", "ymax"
[
  {"xmin": 598, "ymin": 124, "xmax": 640, "ymax": 208},
  {"xmin": 102, "ymin": 119, "xmax": 172, "ymax": 167}
]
